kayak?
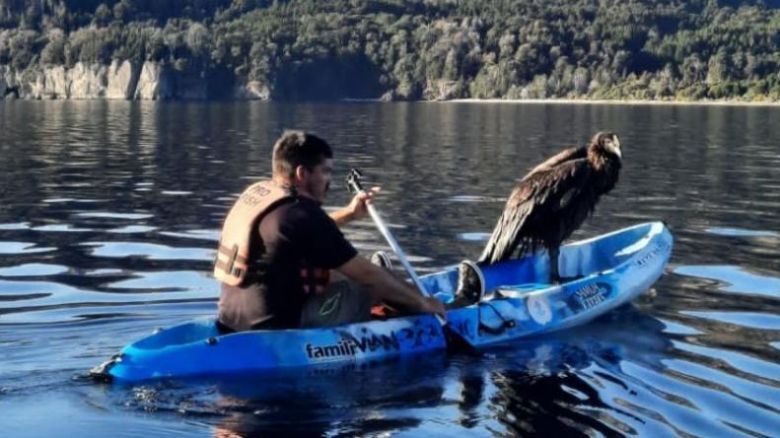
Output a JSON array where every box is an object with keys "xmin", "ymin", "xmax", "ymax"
[{"xmin": 92, "ymin": 221, "xmax": 672, "ymax": 383}]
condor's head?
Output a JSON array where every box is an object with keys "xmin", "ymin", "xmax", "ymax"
[{"xmin": 590, "ymin": 132, "xmax": 622, "ymax": 160}]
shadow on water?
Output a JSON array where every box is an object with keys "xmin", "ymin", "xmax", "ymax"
[{"xmin": 1, "ymin": 102, "xmax": 780, "ymax": 435}]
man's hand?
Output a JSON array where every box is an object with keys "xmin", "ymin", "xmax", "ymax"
[
  {"xmin": 346, "ymin": 186, "xmax": 380, "ymax": 221},
  {"xmin": 338, "ymin": 256, "xmax": 447, "ymax": 319},
  {"xmin": 329, "ymin": 186, "xmax": 380, "ymax": 226}
]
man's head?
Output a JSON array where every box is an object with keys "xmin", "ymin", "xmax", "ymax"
[{"xmin": 272, "ymin": 131, "xmax": 334, "ymax": 202}]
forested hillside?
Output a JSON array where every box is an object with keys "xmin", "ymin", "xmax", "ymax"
[{"xmin": 1, "ymin": 0, "xmax": 779, "ymax": 100}]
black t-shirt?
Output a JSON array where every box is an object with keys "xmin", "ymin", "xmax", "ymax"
[{"xmin": 218, "ymin": 196, "xmax": 358, "ymax": 330}]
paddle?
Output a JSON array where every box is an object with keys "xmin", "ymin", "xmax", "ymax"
[{"xmin": 345, "ymin": 168, "xmax": 477, "ymax": 352}]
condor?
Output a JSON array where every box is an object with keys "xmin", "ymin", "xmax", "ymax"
[{"xmin": 479, "ymin": 131, "xmax": 623, "ymax": 283}]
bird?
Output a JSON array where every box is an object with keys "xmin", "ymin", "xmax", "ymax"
[{"xmin": 476, "ymin": 131, "xmax": 623, "ymax": 285}]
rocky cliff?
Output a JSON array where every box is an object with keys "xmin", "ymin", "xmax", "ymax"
[{"xmin": 0, "ymin": 61, "xmax": 269, "ymax": 101}]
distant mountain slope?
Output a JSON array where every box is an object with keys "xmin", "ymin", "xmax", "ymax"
[{"xmin": 1, "ymin": 0, "xmax": 778, "ymax": 100}]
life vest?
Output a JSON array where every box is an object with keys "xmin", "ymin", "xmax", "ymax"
[{"xmin": 214, "ymin": 180, "xmax": 293, "ymax": 286}]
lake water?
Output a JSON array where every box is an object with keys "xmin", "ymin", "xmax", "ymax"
[{"xmin": 1, "ymin": 101, "xmax": 779, "ymax": 437}]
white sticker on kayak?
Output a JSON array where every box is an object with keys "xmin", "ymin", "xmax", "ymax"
[{"xmin": 527, "ymin": 295, "xmax": 552, "ymax": 325}]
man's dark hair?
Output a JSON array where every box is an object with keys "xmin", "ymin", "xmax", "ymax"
[{"xmin": 272, "ymin": 131, "xmax": 333, "ymax": 179}]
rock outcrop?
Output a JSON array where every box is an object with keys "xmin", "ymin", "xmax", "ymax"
[
  {"xmin": 2, "ymin": 61, "xmax": 311, "ymax": 101},
  {"xmin": 233, "ymin": 79, "xmax": 270, "ymax": 100},
  {"xmin": 134, "ymin": 62, "xmax": 173, "ymax": 100},
  {"xmin": 69, "ymin": 63, "xmax": 106, "ymax": 98},
  {"xmin": 423, "ymin": 79, "xmax": 463, "ymax": 101},
  {"xmin": 33, "ymin": 65, "xmax": 69, "ymax": 99},
  {"xmin": 105, "ymin": 60, "xmax": 141, "ymax": 99},
  {"xmin": 1, "ymin": 61, "xmax": 144, "ymax": 100},
  {"xmin": 1, "ymin": 61, "xmax": 246, "ymax": 100}
]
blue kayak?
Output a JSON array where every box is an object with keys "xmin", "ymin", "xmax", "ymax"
[{"xmin": 92, "ymin": 221, "xmax": 672, "ymax": 383}]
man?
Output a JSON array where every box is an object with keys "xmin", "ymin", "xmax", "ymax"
[{"xmin": 214, "ymin": 131, "xmax": 445, "ymax": 332}]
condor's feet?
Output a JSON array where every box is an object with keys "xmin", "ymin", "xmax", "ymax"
[{"xmin": 451, "ymin": 260, "xmax": 485, "ymax": 307}]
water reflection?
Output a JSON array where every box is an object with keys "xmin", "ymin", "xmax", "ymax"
[{"xmin": 82, "ymin": 308, "xmax": 676, "ymax": 436}]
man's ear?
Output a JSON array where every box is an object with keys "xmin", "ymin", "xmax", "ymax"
[{"xmin": 294, "ymin": 165, "xmax": 307, "ymax": 182}]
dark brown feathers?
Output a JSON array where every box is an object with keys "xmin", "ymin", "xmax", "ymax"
[{"xmin": 479, "ymin": 132, "xmax": 622, "ymax": 264}]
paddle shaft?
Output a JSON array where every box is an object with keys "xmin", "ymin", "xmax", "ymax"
[
  {"xmin": 361, "ymin": 197, "xmax": 451, "ymax": 327},
  {"xmin": 345, "ymin": 169, "xmax": 465, "ymax": 335},
  {"xmin": 363, "ymin": 202, "xmax": 429, "ymax": 296}
]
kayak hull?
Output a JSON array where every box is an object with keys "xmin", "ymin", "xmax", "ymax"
[{"xmin": 97, "ymin": 221, "xmax": 672, "ymax": 382}]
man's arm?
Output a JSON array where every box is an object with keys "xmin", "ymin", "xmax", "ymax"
[
  {"xmin": 329, "ymin": 208, "xmax": 356, "ymax": 227},
  {"xmin": 337, "ymin": 255, "xmax": 445, "ymax": 316},
  {"xmin": 329, "ymin": 187, "xmax": 380, "ymax": 227}
]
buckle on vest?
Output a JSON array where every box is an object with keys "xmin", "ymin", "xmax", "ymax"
[{"xmin": 226, "ymin": 244, "xmax": 239, "ymax": 275}]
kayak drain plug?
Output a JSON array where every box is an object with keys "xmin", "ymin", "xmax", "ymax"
[{"xmin": 206, "ymin": 337, "xmax": 218, "ymax": 346}]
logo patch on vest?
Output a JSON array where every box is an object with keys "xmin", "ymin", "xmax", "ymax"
[{"xmin": 240, "ymin": 184, "xmax": 272, "ymax": 206}]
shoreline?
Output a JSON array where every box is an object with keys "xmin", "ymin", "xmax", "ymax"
[
  {"xmin": 4, "ymin": 97, "xmax": 780, "ymax": 107},
  {"xmin": 445, "ymin": 98, "xmax": 780, "ymax": 107}
]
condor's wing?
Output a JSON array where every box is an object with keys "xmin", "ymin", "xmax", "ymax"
[
  {"xmin": 523, "ymin": 146, "xmax": 587, "ymax": 180},
  {"xmin": 479, "ymin": 159, "xmax": 591, "ymax": 264}
]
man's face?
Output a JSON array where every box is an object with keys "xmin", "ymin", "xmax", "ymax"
[{"xmin": 299, "ymin": 158, "xmax": 332, "ymax": 203}]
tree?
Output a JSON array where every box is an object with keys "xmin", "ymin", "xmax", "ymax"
[
  {"xmin": 573, "ymin": 66, "xmax": 589, "ymax": 95},
  {"xmin": 41, "ymin": 30, "xmax": 67, "ymax": 65},
  {"xmin": 186, "ymin": 22, "xmax": 210, "ymax": 58},
  {"xmin": 94, "ymin": 4, "xmax": 112, "ymax": 27},
  {"xmin": 0, "ymin": 0, "xmax": 778, "ymax": 101},
  {"xmin": 706, "ymin": 49, "xmax": 734, "ymax": 85}
]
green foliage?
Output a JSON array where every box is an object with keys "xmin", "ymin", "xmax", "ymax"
[
  {"xmin": 40, "ymin": 29, "xmax": 66, "ymax": 64},
  {"xmin": 0, "ymin": 0, "xmax": 778, "ymax": 100}
]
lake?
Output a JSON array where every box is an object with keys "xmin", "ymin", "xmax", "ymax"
[{"xmin": 1, "ymin": 101, "xmax": 779, "ymax": 437}]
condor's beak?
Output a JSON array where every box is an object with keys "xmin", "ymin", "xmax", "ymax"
[{"xmin": 613, "ymin": 136, "xmax": 622, "ymax": 158}]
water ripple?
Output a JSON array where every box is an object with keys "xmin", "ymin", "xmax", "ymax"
[
  {"xmin": 75, "ymin": 212, "xmax": 154, "ymax": 220},
  {"xmin": 81, "ymin": 242, "xmax": 214, "ymax": 261},
  {"xmin": 0, "ymin": 222, "xmax": 30, "ymax": 230},
  {"xmin": 1, "ymin": 102, "xmax": 779, "ymax": 436},
  {"xmin": 706, "ymin": 227, "xmax": 778, "ymax": 238},
  {"xmin": 0, "ymin": 242, "xmax": 56, "ymax": 254},
  {"xmin": 0, "ymin": 263, "xmax": 69, "ymax": 277},
  {"xmin": 682, "ymin": 310, "xmax": 780, "ymax": 330},
  {"xmin": 674, "ymin": 265, "xmax": 780, "ymax": 298}
]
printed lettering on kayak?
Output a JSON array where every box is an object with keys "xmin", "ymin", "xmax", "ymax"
[
  {"xmin": 305, "ymin": 331, "xmax": 400, "ymax": 360},
  {"xmin": 400, "ymin": 323, "xmax": 441, "ymax": 347},
  {"xmin": 572, "ymin": 282, "xmax": 611, "ymax": 310},
  {"xmin": 635, "ymin": 241, "xmax": 669, "ymax": 268},
  {"xmin": 305, "ymin": 340, "xmax": 358, "ymax": 359}
]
